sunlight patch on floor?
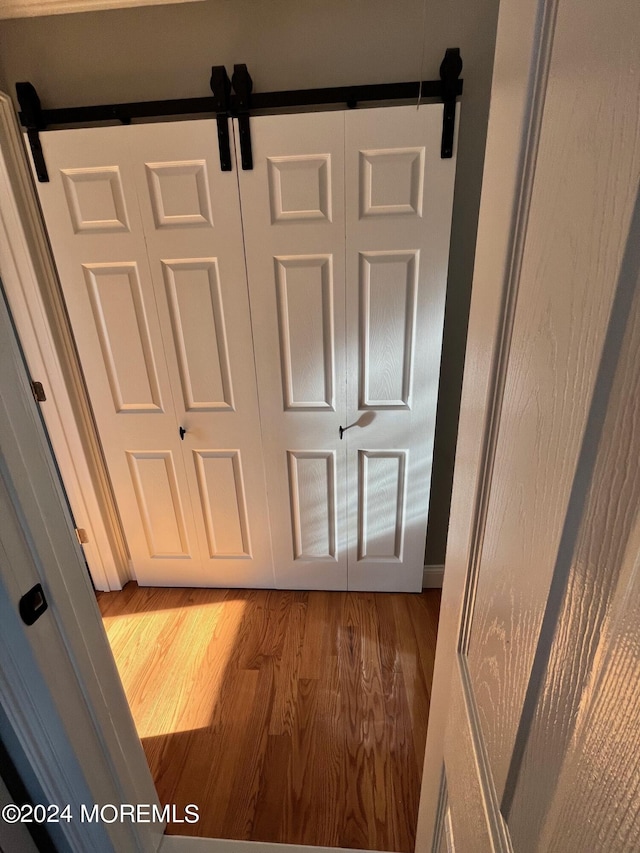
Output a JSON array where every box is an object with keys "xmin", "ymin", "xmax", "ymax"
[{"xmin": 102, "ymin": 599, "xmax": 247, "ymax": 738}]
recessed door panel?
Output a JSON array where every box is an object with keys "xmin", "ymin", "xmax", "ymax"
[
  {"xmin": 145, "ymin": 160, "xmax": 213, "ymax": 228},
  {"xmin": 162, "ymin": 259, "xmax": 234, "ymax": 412},
  {"xmin": 127, "ymin": 451, "xmax": 191, "ymax": 558},
  {"xmin": 193, "ymin": 450, "xmax": 250, "ymax": 558},
  {"xmin": 61, "ymin": 166, "xmax": 130, "ymax": 233},
  {"xmin": 275, "ymin": 255, "xmax": 334, "ymax": 410},
  {"xmin": 359, "ymin": 147, "xmax": 425, "ymax": 218},
  {"xmin": 287, "ymin": 451, "xmax": 337, "ymax": 560},
  {"xmin": 83, "ymin": 262, "xmax": 163, "ymax": 414},
  {"xmin": 267, "ymin": 155, "xmax": 332, "ymax": 222},
  {"xmin": 358, "ymin": 450, "xmax": 406, "ymax": 561},
  {"xmin": 360, "ymin": 251, "xmax": 418, "ymax": 409}
]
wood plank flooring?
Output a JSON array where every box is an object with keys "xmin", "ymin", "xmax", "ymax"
[{"xmin": 96, "ymin": 585, "xmax": 440, "ymax": 852}]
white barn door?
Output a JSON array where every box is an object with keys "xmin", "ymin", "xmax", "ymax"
[
  {"xmin": 234, "ymin": 111, "xmax": 349, "ymax": 590},
  {"xmin": 32, "ymin": 106, "xmax": 457, "ymax": 591},
  {"xmin": 236, "ymin": 104, "xmax": 457, "ymax": 591},
  {"xmin": 345, "ymin": 106, "xmax": 456, "ymax": 591},
  {"xmin": 34, "ymin": 121, "xmax": 275, "ymax": 588}
]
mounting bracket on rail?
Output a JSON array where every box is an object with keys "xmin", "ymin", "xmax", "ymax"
[
  {"xmin": 16, "ymin": 48, "xmax": 462, "ymax": 181},
  {"xmin": 231, "ymin": 64, "xmax": 254, "ymax": 171},
  {"xmin": 439, "ymin": 48, "xmax": 463, "ymax": 158},
  {"xmin": 16, "ymin": 82, "xmax": 49, "ymax": 182},
  {"xmin": 226, "ymin": 47, "xmax": 463, "ymax": 169},
  {"xmin": 210, "ymin": 65, "xmax": 232, "ymax": 171}
]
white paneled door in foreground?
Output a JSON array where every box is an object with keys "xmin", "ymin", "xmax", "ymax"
[
  {"xmin": 32, "ymin": 104, "xmax": 456, "ymax": 591},
  {"xmin": 237, "ymin": 105, "xmax": 457, "ymax": 591}
]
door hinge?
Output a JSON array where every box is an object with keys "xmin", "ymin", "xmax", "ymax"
[
  {"xmin": 75, "ymin": 528, "xmax": 89, "ymax": 545},
  {"xmin": 31, "ymin": 381, "xmax": 46, "ymax": 402}
]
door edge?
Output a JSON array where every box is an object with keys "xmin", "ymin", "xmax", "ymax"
[
  {"xmin": 415, "ymin": 0, "xmax": 559, "ymax": 845},
  {"xmin": 0, "ymin": 91, "xmax": 129, "ymax": 591}
]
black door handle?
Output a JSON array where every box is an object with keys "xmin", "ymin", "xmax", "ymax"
[
  {"xmin": 339, "ymin": 423, "xmax": 356, "ymax": 440},
  {"xmin": 179, "ymin": 426, "xmax": 186, "ymax": 441},
  {"xmin": 339, "ymin": 413, "xmax": 375, "ymax": 439}
]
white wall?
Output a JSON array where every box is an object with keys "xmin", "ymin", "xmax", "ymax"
[{"xmin": 0, "ymin": 0, "xmax": 499, "ymax": 564}]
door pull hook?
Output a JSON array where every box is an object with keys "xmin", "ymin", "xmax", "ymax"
[
  {"xmin": 339, "ymin": 423, "xmax": 355, "ymax": 440},
  {"xmin": 339, "ymin": 412, "xmax": 375, "ymax": 439},
  {"xmin": 179, "ymin": 426, "xmax": 186, "ymax": 441}
]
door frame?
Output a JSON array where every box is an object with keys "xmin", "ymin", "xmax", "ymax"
[
  {"xmin": 0, "ymin": 280, "xmax": 162, "ymax": 851},
  {"xmin": 0, "ymin": 0, "xmax": 548, "ymax": 842},
  {"xmin": 417, "ymin": 0, "xmax": 556, "ymax": 843},
  {"xmin": 0, "ymin": 92, "xmax": 129, "ymax": 592}
]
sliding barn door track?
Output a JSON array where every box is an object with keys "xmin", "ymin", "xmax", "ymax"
[{"xmin": 16, "ymin": 48, "xmax": 462, "ymax": 181}]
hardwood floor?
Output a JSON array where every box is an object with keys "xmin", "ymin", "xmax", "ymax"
[{"xmin": 96, "ymin": 585, "xmax": 440, "ymax": 852}]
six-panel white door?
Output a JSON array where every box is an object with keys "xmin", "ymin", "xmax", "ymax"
[
  {"xmin": 345, "ymin": 106, "xmax": 457, "ymax": 590},
  {"xmin": 236, "ymin": 104, "xmax": 457, "ymax": 591},
  {"xmin": 235, "ymin": 111, "xmax": 349, "ymax": 589},
  {"xmin": 34, "ymin": 121, "xmax": 275, "ymax": 587}
]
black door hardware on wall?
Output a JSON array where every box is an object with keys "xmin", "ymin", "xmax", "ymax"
[
  {"xmin": 19, "ymin": 583, "xmax": 49, "ymax": 626},
  {"xmin": 231, "ymin": 64, "xmax": 254, "ymax": 171},
  {"xmin": 439, "ymin": 48, "xmax": 463, "ymax": 158},
  {"xmin": 210, "ymin": 65, "xmax": 232, "ymax": 171},
  {"xmin": 16, "ymin": 82, "xmax": 48, "ymax": 182},
  {"xmin": 16, "ymin": 48, "xmax": 463, "ymax": 181}
]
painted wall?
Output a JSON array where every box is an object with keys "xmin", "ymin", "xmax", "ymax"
[{"xmin": 0, "ymin": 0, "xmax": 500, "ymax": 565}]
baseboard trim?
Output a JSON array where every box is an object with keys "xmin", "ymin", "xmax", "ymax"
[{"xmin": 423, "ymin": 564, "xmax": 445, "ymax": 588}]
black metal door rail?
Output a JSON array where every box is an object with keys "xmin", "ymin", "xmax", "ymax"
[{"xmin": 17, "ymin": 48, "xmax": 462, "ymax": 183}]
